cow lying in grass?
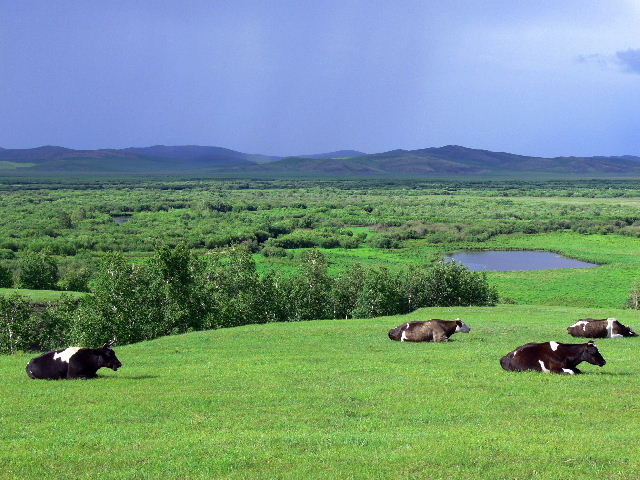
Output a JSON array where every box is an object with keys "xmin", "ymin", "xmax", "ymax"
[
  {"xmin": 26, "ymin": 342, "xmax": 122, "ymax": 380},
  {"xmin": 500, "ymin": 340, "xmax": 605, "ymax": 375},
  {"xmin": 567, "ymin": 318, "xmax": 637, "ymax": 338},
  {"xmin": 388, "ymin": 318, "xmax": 471, "ymax": 342}
]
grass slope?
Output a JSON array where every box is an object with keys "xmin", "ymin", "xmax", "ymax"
[
  {"xmin": 2, "ymin": 305, "xmax": 640, "ymax": 479},
  {"xmin": 0, "ymin": 288, "xmax": 86, "ymax": 302}
]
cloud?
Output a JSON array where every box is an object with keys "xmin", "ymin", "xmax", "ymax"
[
  {"xmin": 615, "ymin": 48, "xmax": 640, "ymax": 74},
  {"xmin": 578, "ymin": 48, "xmax": 640, "ymax": 75}
]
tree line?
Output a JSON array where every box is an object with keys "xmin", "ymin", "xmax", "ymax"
[{"xmin": 0, "ymin": 246, "xmax": 498, "ymax": 354}]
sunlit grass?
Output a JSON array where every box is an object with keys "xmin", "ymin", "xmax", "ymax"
[{"xmin": 2, "ymin": 305, "xmax": 640, "ymax": 479}]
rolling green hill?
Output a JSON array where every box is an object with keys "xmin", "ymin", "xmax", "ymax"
[{"xmin": 3, "ymin": 304, "xmax": 640, "ymax": 479}]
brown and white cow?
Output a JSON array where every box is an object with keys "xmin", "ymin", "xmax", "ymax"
[
  {"xmin": 567, "ymin": 318, "xmax": 637, "ymax": 338},
  {"xmin": 388, "ymin": 318, "xmax": 471, "ymax": 342},
  {"xmin": 500, "ymin": 340, "xmax": 606, "ymax": 375}
]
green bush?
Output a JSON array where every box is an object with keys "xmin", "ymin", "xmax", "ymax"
[
  {"xmin": 422, "ymin": 260, "xmax": 498, "ymax": 307},
  {"xmin": 0, "ymin": 247, "xmax": 500, "ymax": 354},
  {"xmin": 16, "ymin": 250, "xmax": 59, "ymax": 290},
  {"xmin": 0, "ymin": 294, "xmax": 33, "ymax": 354},
  {"xmin": 0, "ymin": 263, "xmax": 12, "ymax": 288}
]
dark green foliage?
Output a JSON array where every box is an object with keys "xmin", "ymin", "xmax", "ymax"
[
  {"xmin": 331, "ymin": 264, "xmax": 365, "ymax": 319},
  {"xmin": 422, "ymin": 261, "xmax": 499, "ymax": 307},
  {"xmin": 75, "ymin": 252, "xmax": 153, "ymax": 346},
  {"xmin": 352, "ymin": 267, "xmax": 404, "ymax": 318},
  {"xmin": 0, "ymin": 246, "xmax": 498, "ymax": 352},
  {"xmin": 146, "ymin": 244, "xmax": 212, "ymax": 335},
  {"xmin": 21, "ymin": 296, "xmax": 79, "ymax": 351},
  {"xmin": 16, "ymin": 250, "xmax": 58, "ymax": 290},
  {"xmin": 260, "ymin": 246, "xmax": 291, "ymax": 258},
  {"xmin": 288, "ymin": 250, "xmax": 333, "ymax": 321},
  {"xmin": 0, "ymin": 263, "xmax": 12, "ymax": 287},
  {"xmin": 0, "ymin": 294, "xmax": 32, "ymax": 354},
  {"xmin": 367, "ymin": 235, "xmax": 401, "ymax": 249}
]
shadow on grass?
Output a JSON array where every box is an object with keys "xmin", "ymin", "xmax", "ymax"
[{"xmin": 99, "ymin": 374, "xmax": 159, "ymax": 380}]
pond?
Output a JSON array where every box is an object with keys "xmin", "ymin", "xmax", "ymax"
[
  {"xmin": 112, "ymin": 214, "xmax": 133, "ymax": 224},
  {"xmin": 444, "ymin": 250, "xmax": 598, "ymax": 271}
]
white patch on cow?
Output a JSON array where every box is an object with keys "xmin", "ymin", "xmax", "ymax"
[
  {"xmin": 606, "ymin": 318, "xmax": 616, "ymax": 338},
  {"xmin": 549, "ymin": 341, "xmax": 559, "ymax": 351},
  {"xmin": 538, "ymin": 360, "xmax": 550, "ymax": 373},
  {"xmin": 562, "ymin": 368, "xmax": 575, "ymax": 375},
  {"xmin": 611, "ymin": 334, "xmax": 623, "ymax": 338},
  {"xmin": 400, "ymin": 330, "xmax": 408, "ymax": 342},
  {"xmin": 570, "ymin": 320, "xmax": 588, "ymax": 332},
  {"xmin": 53, "ymin": 347, "xmax": 82, "ymax": 363}
]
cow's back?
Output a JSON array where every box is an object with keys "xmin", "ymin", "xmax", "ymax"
[
  {"xmin": 26, "ymin": 350, "xmax": 71, "ymax": 380},
  {"xmin": 500, "ymin": 342, "xmax": 544, "ymax": 371},
  {"xmin": 568, "ymin": 319, "xmax": 607, "ymax": 338}
]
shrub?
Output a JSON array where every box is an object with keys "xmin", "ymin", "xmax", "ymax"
[
  {"xmin": 352, "ymin": 267, "xmax": 404, "ymax": 318},
  {"xmin": 16, "ymin": 250, "xmax": 59, "ymax": 290},
  {"xmin": 0, "ymin": 263, "xmax": 12, "ymax": 288},
  {"xmin": 261, "ymin": 246, "xmax": 291, "ymax": 258},
  {"xmin": 58, "ymin": 266, "xmax": 92, "ymax": 292},
  {"xmin": 368, "ymin": 235, "xmax": 401, "ymax": 249},
  {"xmin": 0, "ymin": 294, "xmax": 32, "ymax": 354},
  {"xmin": 422, "ymin": 260, "xmax": 498, "ymax": 307}
]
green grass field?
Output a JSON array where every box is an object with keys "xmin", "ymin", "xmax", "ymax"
[
  {"xmin": 0, "ymin": 288, "xmax": 86, "ymax": 302},
  {"xmin": 2, "ymin": 305, "xmax": 640, "ymax": 479}
]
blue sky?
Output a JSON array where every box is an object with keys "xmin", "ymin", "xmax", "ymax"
[{"xmin": 1, "ymin": 0, "xmax": 639, "ymax": 156}]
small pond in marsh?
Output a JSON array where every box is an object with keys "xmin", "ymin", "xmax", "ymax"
[
  {"xmin": 444, "ymin": 250, "xmax": 598, "ymax": 271},
  {"xmin": 112, "ymin": 214, "xmax": 133, "ymax": 224}
]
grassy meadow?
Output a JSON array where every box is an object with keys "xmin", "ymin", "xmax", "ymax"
[
  {"xmin": 2, "ymin": 305, "xmax": 640, "ymax": 479},
  {"xmin": 3, "ymin": 178, "xmax": 640, "ymax": 478}
]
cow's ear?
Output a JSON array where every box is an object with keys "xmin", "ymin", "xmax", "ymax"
[{"xmin": 102, "ymin": 343, "xmax": 112, "ymax": 350}]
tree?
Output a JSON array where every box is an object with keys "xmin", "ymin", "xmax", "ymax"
[
  {"xmin": 16, "ymin": 250, "xmax": 59, "ymax": 290},
  {"xmin": 0, "ymin": 263, "xmax": 12, "ymax": 288},
  {"xmin": 0, "ymin": 294, "xmax": 32, "ymax": 354},
  {"xmin": 423, "ymin": 260, "xmax": 498, "ymax": 307},
  {"xmin": 352, "ymin": 267, "xmax": 403, "ymax": 318},
  {"xmin": 147, "ymin": 243, "xmax": 211, "ymax": 335},
  {"xmin": 331, "ymin": 263, "xmax": 365, "ymax": 319},
  {"xmin": 75, "ymin": 252, "xmax": 154, "ymax": 346},
  {"xmin": 289, "ymin": 249, "xmax": 333, "ymax": 320}
]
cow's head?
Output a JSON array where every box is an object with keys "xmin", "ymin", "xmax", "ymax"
[
  {"xmin": 616, "ymin": 322, "xmax": 638, "ymax": 337},
  {"xmin": 100, "ymin": 341, "xmax": 123, "ymax": 371},
  {"xmin": 582, "ymin": 341, "xmax": 606, "ymax": 367},
  {"xmin": 454, "ymin": 318, "xmax": 471, "ymax": 333}
]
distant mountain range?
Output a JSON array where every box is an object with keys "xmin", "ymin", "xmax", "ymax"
[{"xmin": 1, "ymin": 144, "xmax": 639, "ymax": 176}]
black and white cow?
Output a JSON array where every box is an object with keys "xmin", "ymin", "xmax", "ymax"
[
  {"xmin": 26, "ymin": 342, "xmax": 123, "ymax": 380},
  {"xmin": 388, "ymin": 318, "xmax": 471, "ymax": 342},
  {"xmin": 500, "ymin": 340, "xmax": 605, "ymax": 375},
  {"xmin": 567, "ymin": 318, "xmax": 637, "ymax": 338}
]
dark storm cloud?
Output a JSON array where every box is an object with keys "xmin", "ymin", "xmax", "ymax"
[
  {"xmin": 615, "ymin": 49, "xmax": 640, "ymax": 74},
  {"xmin": 578, "ymin": 49, "xmax": 640, "ymax": 75}
]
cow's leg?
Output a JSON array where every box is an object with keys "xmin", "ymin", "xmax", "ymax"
[
  {"xmin": 67, "ymin": 362, "xmax": 97, "ymax": 380},
  {"xmin": 433, "ymin": 333, "xmax": 449, "ymax": 342},
  {"xmin": 548, "ymin": 361, "xmax": 577, "ymax": 375}
]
